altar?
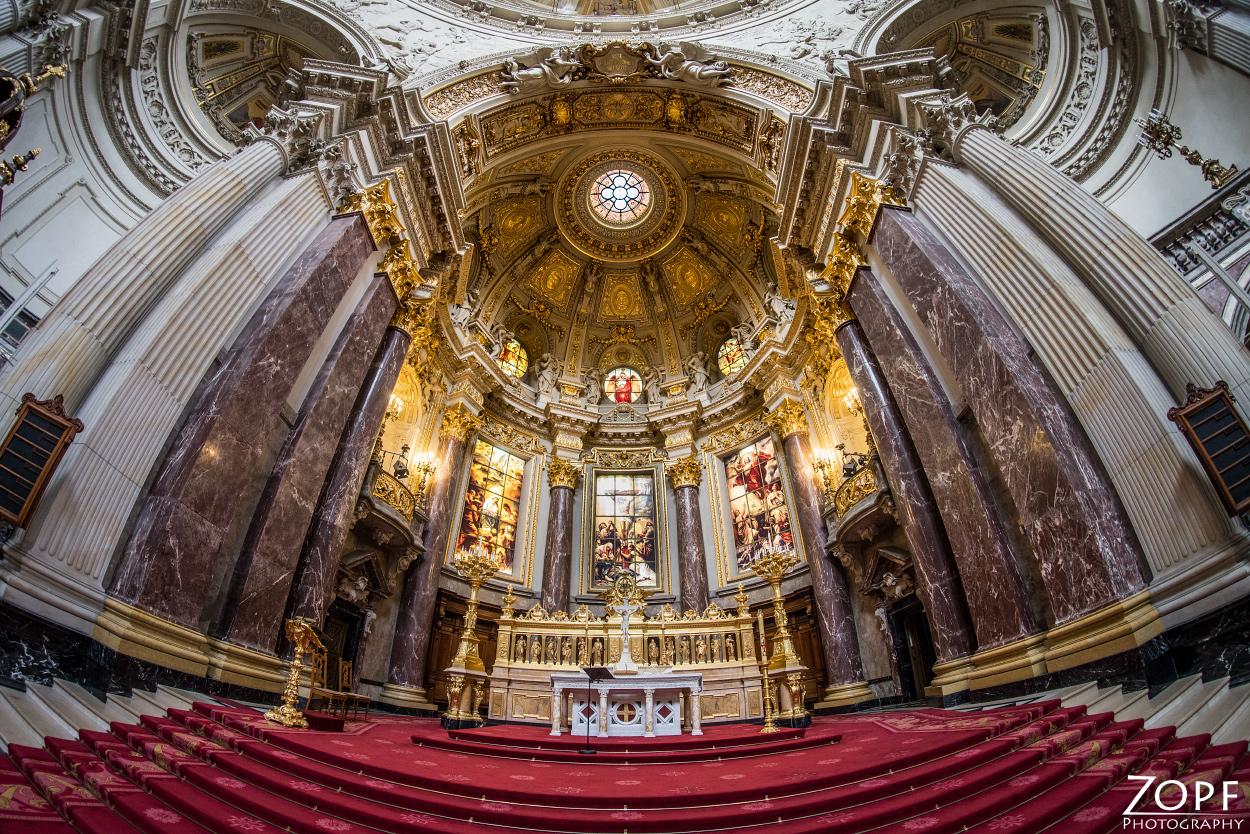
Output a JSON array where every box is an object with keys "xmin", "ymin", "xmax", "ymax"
[{"xmin": 549, "ymin": 670, "xmax": 704, "ymax": 737}]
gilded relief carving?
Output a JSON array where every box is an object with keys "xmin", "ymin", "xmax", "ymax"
[
  {"xmin": 498, "ymin": 150, "xmax": 565, "ymax": 177},
  {"xmin": 598, "ymin": 271, "xmax": 648, "ymax": 321},
  {"xmin": 661, "ymin": 247, "xmax": 717, "ymax": 309},
  {"xmin": 672, "ymin": 147, "xmax": 740, "ymax": 174},
  {"xmin": 495, "ymin": 197, "xmax": 544, "ymax": 254},
  {"xmin": 527, "ymin": 247, "xmax": 582, "ymax": 307},
  {"xmin": 696, "ymin": 195, "xmax": 746, "ymax": 247}
]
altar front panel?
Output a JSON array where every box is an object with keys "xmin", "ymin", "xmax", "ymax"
[{"xmin": 570, "ymin": 693, "xmax": 682, "ymax": 737}]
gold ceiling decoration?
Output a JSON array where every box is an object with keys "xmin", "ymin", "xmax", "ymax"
[
  {"xmin": 527, "ymin": 247, "xmax": 582, "ymax": 307},
  {"xmin": 695, "ymin": 195, "xmax": 746, "ymax": 247},
  {"xmin": 498, "ymin": 149, "xmax": 565, "ymax": 177},
  {"xmin": 495, "ymin": 197, "xmax": 544, "ymax": 254},
  {"xmin": 599, "ymin": 271, "xmax": 648, "ymax": 321},
  {"xmin": 589, "ymin": 323, "xmax": 657, "ymax": 348},
  {"xmin": 838, "ymin": 172, "xmax": 904, "ymax": 237},
  {"xmin": 510, "ymin": 294, "xmax": 567, "ymax": 338},
  {"xmin": 680, "ymin": 292, "xmax": 735, "ymax": 338},
  {"xmin": 661, "ymin": 246, "xmax": 717, "ymax": 309},
  {"xmin": 555, "ymin": 149, "xmax": 684, "ymax": 263}
]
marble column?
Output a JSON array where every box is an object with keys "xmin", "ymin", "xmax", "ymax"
[
  {"xmin": 539, "ymin": 458, "xmax": 581, "ymax": 612},
  {"xmin": 285, "ymin": 323, "xmax": 413, "ymax": 630},
  {"xmin": 834, "ymin": 311, "xmax": 975, "ymax": 663},
  {"xmin": 387, "ymin": 405, "xmax": 482, "ymax": 691},
  {"xmin": 953, "ymin": 125, "xmax": 1250, "ymax": 408},
  {"xmin": 767, "ymin": 402, "xmax": 864, "ymax": 687},
  {"xmin": 214, "ymin": 274, "xmax": 398, "ymax": 652},
  {"xmin": 869, "ymin": 207, "xmax": 1147, "ymax": 623},
  {"xmin": 0, "ymin": 141, "xmax": 286, "ymax": 418},
  {"xmin": 665, "ymin": 455, "xmax": 710, "ymax": 613},
  {"xmin": 845, "ymin": 268, "xmax": 1039, "ymax": 650},
  {"xmin": 109, "ymin": 215, "xmax": 376, "ymax": 629}
]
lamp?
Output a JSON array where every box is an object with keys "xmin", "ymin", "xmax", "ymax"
[
  {"xmin": 392, "ymin": 444, "xmax": 411, "ymax": 481},
  {"xmin": 411, "ymin": 451, "xmax": 439, "ymax": 513}
]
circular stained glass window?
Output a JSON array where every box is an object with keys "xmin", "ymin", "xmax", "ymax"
[
  {"xmin": 590, "ymin": 169, "xmax": 651, "ymax": 226},
  {"xmin": 717, "ymin": 337, "xmax": 747, "ymax": 376},
  {"xmin": 604, "ymin": 367, "xmax": 642, "ymax": 403},
  {"xmin": 498, "ymin": 338, "xmax": 528, "ymax": 378}
]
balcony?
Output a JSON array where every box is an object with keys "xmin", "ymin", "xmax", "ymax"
[
  {"xmin": 823, "ymin": 458, "xmax": 898, "ymax": 548},
  {"xmin": 354, "ymin": 458, "xmax": 427, "ymax": 551}
]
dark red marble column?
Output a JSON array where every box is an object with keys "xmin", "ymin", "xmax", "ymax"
[
  {"xmin": 846, "ymin": 267, "xmax": 1039, "ymax": 650},
  {"xmin": 773, "ymin": 408, "xmax": 864, "ymax": 686},
  {"xmin": 666, "ymin": 457, "xmax": 709, "ymax": 612},
  {"xmin": 214, "ymin": 274, "xmax": 398, "ymax": 652},
  {"xmin": 539, "ymin": 458, "xmax": 580, "ymax": 612},
  {"xmin": 109, "ymin": 215, "xmax": 375, "ymax": 628},
  {"xmin": 284, "ymin": 323, "xmax": 412, "ymax": 631},
  {"xmin": 387, "ymin": 405, "xmax": 479, "ymax": 691},
  {"xmin": 835, "ymin": 314, "xmax": 975, "ymax": 663},
  {"xmin": 870, "ymin": 207, "xmax": 1148, "ymax": 622}
]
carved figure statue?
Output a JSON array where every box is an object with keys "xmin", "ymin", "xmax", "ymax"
[
  {"xmin": 584, "ymin": 367, "xmax": 605, "ymax": 406},
  {"xmin": 645, "ymin": 43, "xmax": 732, "ymax": 87},
  {"xmin": 535, "ymin": 352, "xmax": 561, "ymax": 396},
  {"xmin": 449, "ymin": 289, "xmax": 479, "ymax": 329},
  {"xmin": 362, "ymin": 607, "xmax": 377, "ymax": 637},
  {"xmin": 500, "ymin": 48, "xmax": 581, "ymax": 94},
  {"xmin": 530, "ymin": 636, "xmax": 542, "ymax": 663},
  {"xmin": 679, "ymin": 637, "xmax": 690, "ymax": 664},
  {"xmin": 642, "ymin": 365, "xmax": 663, "ymax": 405},
  {"xmin": 561, "ymin": 637, "xmax": 572, "ymax": 665},
  {"xmin": 583, "ymin": 260, "xmax": 603, "ymax": 297},
  {"xmin": 730, "ymin": 321, "xmax": 757, "ymax": 352},
  {"xmin": 515, "ymin": 635, "xmax": 527, "ymax": 662},
  {"xmin": 641, "ymin": 258, "xmax": 660, "ymax": 294},
  {"xmin": 545, "ymin": 636, "xmax": 557, "ymax": 664},
  {"xmin": 711, "ymin": 634, "xmax": 722, "ymax": 662},
  {"xmin": 337, "ymin": 575, "xmax": 368, "ymax": 605},
  {"xmin": 662, "ymin": 637, "xmax": 675, "ymax": 665},
  {"xmin": 489, "ymin": 322, "xmax": 514, "ymax": 359},
  {"xmin": 577, "ymin": 637, "xmax": 589, "ymax": 665},
  {"xmin": 725, "ymin": 635, "xmax": 737, "ymax": 661},
  {"xmin": 419, "ymin": 368, "xmax": 444, "ymax": 409},
  {"xmin": 592, "ymin": 638, "xmax": 604, "ymax": 665},
  {"xmin": 695, "ymin": 634, "xmax": 708, "ymax": 663},
  {"xmin": 685, "ymin": 352, "xmax": 710, "ymax": 396},
  {"xmin": 764, "ymin": 281, "xmax": 796, "ymax": 322},
  {"xmin": 648, "ymin": 638, "xmax": 660, "ymax": 665}
]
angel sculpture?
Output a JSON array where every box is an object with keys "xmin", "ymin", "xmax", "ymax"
[
  {"xmin": 645, "ymin": 43, "xmax": 732, "ymax": 87},
  {"xmin": 642, "ymin": 365, "xmax": 664, "ymax": 405},
  {"xmin": 584, "ymin": 367, "xmax": 605, "ymax": 407},
  {"xmin": 488, "ymin": 322, "xmax": 514, "ymax": 359},
  {"xmin": 685, "ymin": 351, "xmax": 711, "ymax": 396},
  {"xmin": 535, "ymin": 352, "xmax": 561, "ymax": 396},
  {"xmin": 500, "ymin": 48, "xmax": 581, "ymax": 94},
  {"xmin": 730, "ymin": 321, "xmax": 757, "ymax": 352}
]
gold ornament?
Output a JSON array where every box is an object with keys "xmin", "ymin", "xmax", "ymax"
[
  {"xmin": 546, "ymin": 457, "xmax": 583, "ymax": 489},
  {"xmin": 766, "ymin": 399, "xmax": 809, "ymax": 439},
  {"xmin": 821, "ymin": 233, "xmax": 864, "ymax": 297},
  {"xmin": 664, "ymin": 454, "xmax": 703, "ymax": 488},
  {"xmin": 441, "ymin": 403, "xmax": 484, "ymax": 443},
  {"xmin": 838, "ymin": 171, "xmax": 904, "ymax": 237},
  {"xmin": 264, "ymin": 618, "xmax": 323, "ymax": 729}
]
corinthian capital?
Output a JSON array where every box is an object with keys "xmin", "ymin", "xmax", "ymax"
[
  {"xmin": 916, "ymin": 95, "xmax": 1000, "ymax": 161},
  {"xmin": 664, "ymin": 454, "xmax": 703, "ymax": 488},
  {"xmin": 440, "ymin": 403, "xmax": 483, "ymax": 443},
  {"xmin": 766, "ymin": 398, "xmax": 810, "ymax": 439},
  {"xmin": 546, "ymin": 457, "xmax": 583, "ymax": 489}
]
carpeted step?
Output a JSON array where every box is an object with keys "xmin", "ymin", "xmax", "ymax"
[
  {"xmin": 7, "ymin": 741, "xmax": 151, "ymax": 834},
  {"xmin": 1135, "ymin": 739, "xmax": 1247, "ymax": 814},
  {"xmin": 0, "ymin": 752, "xmax": 75, "ymax": 832}
]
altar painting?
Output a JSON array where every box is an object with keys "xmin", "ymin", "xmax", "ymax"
[
  {"xmin": 454, "ymin": 439, "xmax": 525, "ymax": 574},
  {"xmin": 591, "ymin": 473, "xmax": 657, "ymax": 588},
  {"xmin": 723, "ymin": 437, "xmax": 793, "ymax": 571}
]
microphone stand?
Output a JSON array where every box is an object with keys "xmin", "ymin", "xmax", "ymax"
[{"xmin": 579, "ymin": 666, "xmax": 614, "ymax": 755}]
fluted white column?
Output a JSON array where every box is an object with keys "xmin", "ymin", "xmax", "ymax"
[
  {"xmin": 0, "ymin": 172, "xmax": 328, "ymax": 629},
  {"xmin": 0, "ymin": 142, "xmax": 285, "ymax": 419},
  {"xmin": 911, "ymin": 161, "xmax": 1236, "ymax": 580},
  {"xmin": 954, "ymin": 127, "xmax": 1250, "ymax": 405}
]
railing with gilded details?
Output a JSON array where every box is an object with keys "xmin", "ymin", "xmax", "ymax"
[
  {"xmin": 373, "ymin": 470, "xmax": 416, "ymax": 522},
  {"xmin": 834, "ymin": 466, "xmax": 877, "ymax": 518}
]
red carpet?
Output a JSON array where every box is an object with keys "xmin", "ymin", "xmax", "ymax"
[{"xmin": 1, "ymin": 693, "xmax": 1248, "ymax": 832}]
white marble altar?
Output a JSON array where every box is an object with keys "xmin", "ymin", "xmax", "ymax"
[{"xmin": 549, "ymin": 671, "xmax": 704, "ymax": 738}]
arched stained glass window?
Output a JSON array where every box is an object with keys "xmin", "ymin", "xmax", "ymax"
[
  {"xmin": 717, "ymin": 337, "xmax": 747, "ymax": 376},
  {"xmin": 604, "ymin": 367, "xmax": 642, "ymax": 403},
  {"xmin": 590, "ymin": 169, "xmax": 651, "ymax": 225},
  {"xmin": 498, "ymin": 338, "xmax": 528, "ymax": 378}
]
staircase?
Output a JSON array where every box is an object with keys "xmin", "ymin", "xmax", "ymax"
[{"xmin": 0, "ymin": 675, "xmax": 1246, "ymax": 832}]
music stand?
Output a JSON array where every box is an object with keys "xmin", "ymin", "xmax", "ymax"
[{"xmin": 578, "ymin": 666, "xmax": 614, "ymax": 755}]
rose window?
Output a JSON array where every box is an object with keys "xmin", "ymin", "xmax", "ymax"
[{"xmin": 590, "ymin": 169, "xmax": 651, "ymax": 225}]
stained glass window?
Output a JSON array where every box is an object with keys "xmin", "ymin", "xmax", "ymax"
[
  {"xmin": 498, "ymin": 338, "xmax": 528, "ymax": 378},
  {"xmin": 724, "ymin": 437, "xmax": 793, "ymax": 573},
  {"xmin": 590, "ymin": 169, "xmax": 651, "ymax": 225},
  {"xmin": 717, "ymin": 337, "xmax": 747, "ymax": 376},
  {"xmin": 454, "ymin": 440, "xmax": 525, "ymax": 574},
  {"xmin": 604, "ymin": 367, "xmax": 642, "ymax": 403},
  {"xmin": 591, "ymin": 473, "xmax": 657, "ymax": 588}
]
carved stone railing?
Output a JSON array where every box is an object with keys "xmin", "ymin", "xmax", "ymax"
[
  {"xmin": 834, "ymin": 466, "xmax": 878, "ymax": 518},
  {"xmin": 1152, "ymin": 171, "xmax": 1250, "ymax": 278},
  {"xmin": 373, "ymin": 470, "xmax": 416, "ymax": 522}
]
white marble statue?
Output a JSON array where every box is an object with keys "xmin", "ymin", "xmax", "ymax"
[
  {"xmin": 685, "ymin": 352, "xmax": 710, "ymax": 396},
  {"xmin": 535, "ymin": 352, "xmax": 561, "ymax": 396},
  {"xmin": 584, "ymin": 367, "xmax": 605, "ymax": 406},
  {"xmin": 730, "ymin": 321, "xmax": 757, "ymax": 352},
  {"xmin": 500, "ymin": 48, "xmax": 580, "ymax": 94},
  {"xmin": 642, "ymin": 365, "xmax": 664, "ymax": 405},
  {"xmin": 488, "ymin": 322, "xmax": 513, "ymax": 359},
  {"xmin": 764, "ymin": 281, "xmax": 796, "ymax": 322},
  {"xmin": 645, "ymin": 43, "xmax": 732, "ymax": 87},
  {"xmin": 449, "ymin": 288, "xmax": 479, "ymax": 329}
]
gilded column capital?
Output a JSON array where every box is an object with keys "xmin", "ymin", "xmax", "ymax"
[
  {"xmin": 820, "ymin": 233, "xmax": 864, "ymax": 298},
  {"xmin": 440, "ymin": 403, "xmax": 483, "ymax": 443},
  {"xmin": 664, "ymin": 454, "xmax": 703, "ymax": 488},
  {"xmin": 546, "ymin": 457, "xmax": 583, "ymax": 489},
  {"xmin": 766, "ymin": 398, "xmax": 810, "ymax": 439},
  {"xmin": 838, "ymin": 172, "xmax": 905, "ymax": 238}
]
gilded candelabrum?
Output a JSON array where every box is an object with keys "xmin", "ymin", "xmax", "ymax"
[
  {"xmin": 750, "ymin": 548, "xmax": 808, "ymax": 721},
  {"xmin": 756, "ymin": 609, "xmax": 780, "ymax": 733},
  {"xmin": 411, "ymin": 452, "xmax": 437, "ymax": 514},
  {"xmin": 443, "ymin": 548, "xmax": 500, "ymax": 722},
  {"xmin": 264, "ymin": 618, "xmax": 323, "ymax": 729},
  {"xmin": 811, "ymin": 454, "xmax": 838, "ymax": 510},
  {"xmin": 1136, "ymin": 109, "xmax": 1239, "ymax": 189}
]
